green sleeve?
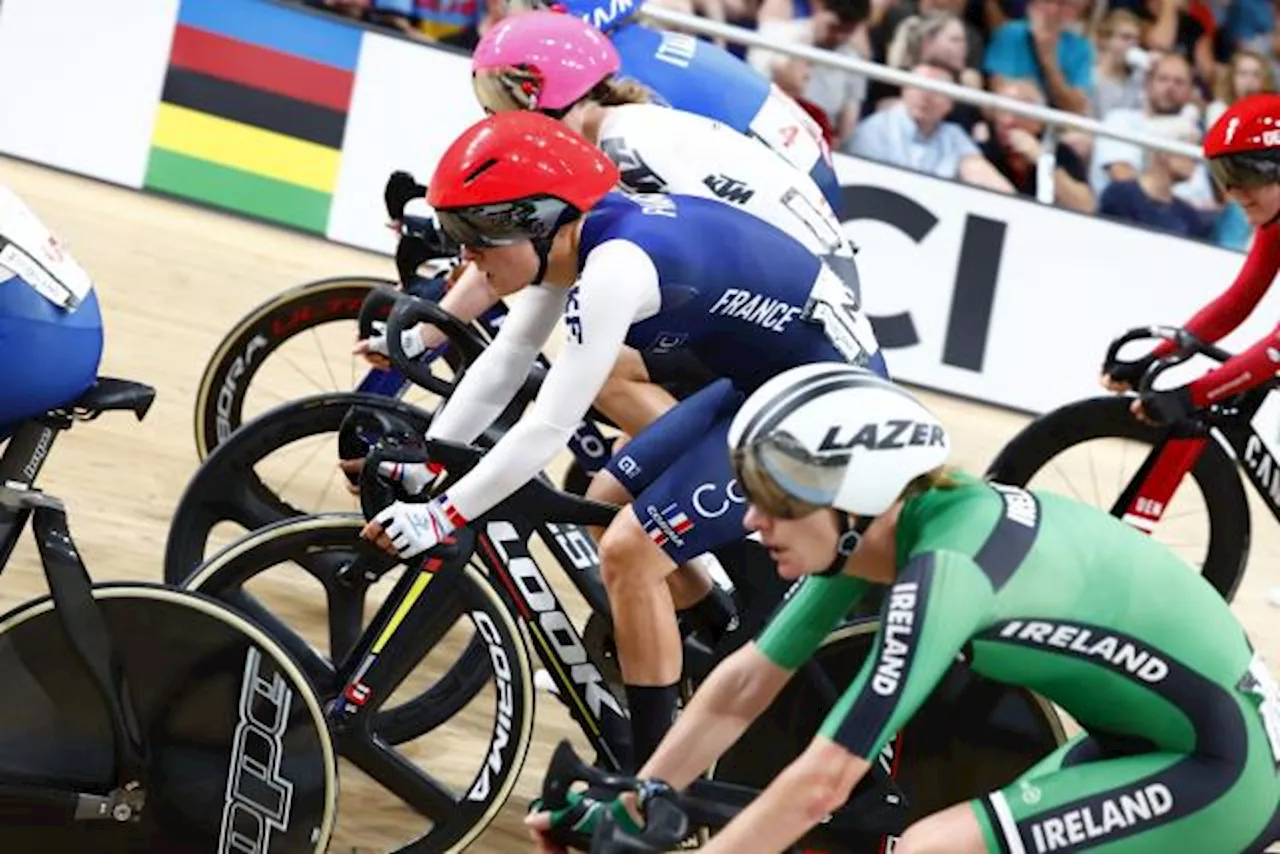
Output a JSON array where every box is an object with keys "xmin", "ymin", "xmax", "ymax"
[
  {"xmin": 817, "ymin": 550, "xmax": 995, "ymax": 760},
  {"xmin": 755, "ymin": 574, "xmax": 874, "ymax": 671}
]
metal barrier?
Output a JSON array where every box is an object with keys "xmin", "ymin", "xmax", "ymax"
[{"xmin": 637, "ymin": 5, "xmax": 1203, "ymax": 161}]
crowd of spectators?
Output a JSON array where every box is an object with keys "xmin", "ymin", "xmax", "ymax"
[{"xmin": 301, "ymin": 0, "xmax": 1279, "ymax": 250}]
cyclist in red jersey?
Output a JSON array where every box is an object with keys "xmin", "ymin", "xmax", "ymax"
[{"xmin": 1102, "ymin": 92, "xmax": 1280, "ymax": 425}]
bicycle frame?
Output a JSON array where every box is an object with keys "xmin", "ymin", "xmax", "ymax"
[
  {"xmin": 1110, "ymin": 383, "xmax": 1280, "ymax": 535},
  {"xmin": 0, "ymin": 415, "xmax": 70, "ymax": 571}
]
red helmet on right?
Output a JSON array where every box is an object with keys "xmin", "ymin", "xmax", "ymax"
[{"xmin": 1204, "ymin": 93, "xmax": 1280, "ymax": 190}]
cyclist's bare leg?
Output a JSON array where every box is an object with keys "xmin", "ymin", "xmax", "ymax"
[
  {"xmin": 894, "ymin": 802, "xmax": 990, "ymax": 854},
  {"xmin": 598, "ymin": 506, "xmax": 682, "ymax": 761},
  {"xmin": 594, "ymin": 346, "xmax": 679, "ymax": 438},
  {"xmin": 587, "ymin": 470, "xmax": 714, "ymax": 611}
]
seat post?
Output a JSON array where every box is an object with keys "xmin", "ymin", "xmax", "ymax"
[{"xmin": 0, "ymin": 416, "xmax": 70, "ymax": 571}]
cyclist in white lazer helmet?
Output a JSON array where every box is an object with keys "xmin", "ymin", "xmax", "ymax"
[{"xmin": 531, "ymin": 362, "xmax": 1280, "ymax": 854}]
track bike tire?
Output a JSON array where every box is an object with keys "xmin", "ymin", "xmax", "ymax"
[
  {"xmin": 182, "ymin": 513, "xmax": 495, "ymax": 746},
  {"xmin": 0, "ymin": 582, "xmax": 338, "ymax": 854},
  {"xmin": 185, "ymin": 515, "xmax": 536, "ymax": 854},
  {"xmin": 710, "ymin": 619, "xmax": 1066, "ymax": 853},
  {"xmin": 193, "ymin": 276, "xmax": 466, "ymax": 461},
  {"xmin": 166, "ymin": 392, "xmax": 438, "ymax": 583},
  {"xmin": 986, "ymin": 395, "xmax": 1251, "ymax": 601}
]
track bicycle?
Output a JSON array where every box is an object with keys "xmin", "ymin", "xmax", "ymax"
[
  {"xmin": 0, "ymin": 378, "xmax": 337, "ymax": 853},
  {"xmin": 987, "ymin": 326, "xmax": 1258, "ymax": 601},
  {"xmin": 178, "ymin": 293, "xmax": 1067, "ymax": 852},
  {"xmin": 162, "ymin": 285, "xmax": 706, "ymax": 581},
  {"xmin": 182, "ymin": 437, "xmax": 1067, "ymax": 854}
]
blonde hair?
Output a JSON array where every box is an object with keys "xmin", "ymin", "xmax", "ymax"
[
  {"xmin": 588, "ymin": 76, "xmax": 653, "ymax": 106},
  {"xmin": 1215, "ymin": 49, "xmax": 1278, "ymax": 106},
  {"xmin": 1096, "ymin": 7, "xmax": 1140, "ymax": 40},
  {"xmin": 900, "ymin": 465, "xmax": 963, "ymax": 504},
  {"xmin": 886, "ymin": 12, "xmax": 964, "ymax": 70}
]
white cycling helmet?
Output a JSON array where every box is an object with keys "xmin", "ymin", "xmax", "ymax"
[{"xmin": 728, "ymin": 363, "xmax": 951, "ymax": 519}]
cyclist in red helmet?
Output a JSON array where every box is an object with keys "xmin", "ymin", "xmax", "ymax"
[
  {"xmin": 1101, "ymin": 93, "xmax": 1280, "ymax": 424},
  {"xmin": 360, "ymin": 111, "xmax": 885, "ymax": 795}
]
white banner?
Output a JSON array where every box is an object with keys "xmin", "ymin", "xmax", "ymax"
[
  {"xmin": 328, "ymin": 33, "xmax": 484, "ymax": 251},
  {"xmin": 833, "ymin": 154, "xmax": 1272, "ymax": 414},
  {"xmin": 0, "ymin": 0, "xmax": 178, "ymax": 188}
]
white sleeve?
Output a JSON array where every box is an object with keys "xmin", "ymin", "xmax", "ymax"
[
  {"xmin": 443, "ymin": 240, "xmax": 661, "ymax": 522},
  {"xmin": 1092, "ymin": 111, "xmax": 1142, "ymax": 182},
  {"xmin": 426, "ymin": 284, "xmax": 567, "ymax": 446}
]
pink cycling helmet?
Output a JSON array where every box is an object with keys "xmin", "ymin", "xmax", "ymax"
[{"xmin": 471, "ymin": 10, "xmax": 621, "ymax": 116}]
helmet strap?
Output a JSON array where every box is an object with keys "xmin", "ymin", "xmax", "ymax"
[{"xmin": 819, "ymin": 513, "xmax": 871, "ymax": 577}]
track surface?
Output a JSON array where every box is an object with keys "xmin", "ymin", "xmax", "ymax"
[{"xmin": 5, "ymin": 155, "xmax": 1279, "ymax": 853}]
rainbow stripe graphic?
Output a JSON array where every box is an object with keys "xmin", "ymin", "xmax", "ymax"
[{"xmin": 144, "ymin": 0, "xmax": 362, "ymax": 232}]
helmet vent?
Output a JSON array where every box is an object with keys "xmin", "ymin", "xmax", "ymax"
[{"xmin": 464, "ymin": 158, "xmax": 500, "ymax": 184}]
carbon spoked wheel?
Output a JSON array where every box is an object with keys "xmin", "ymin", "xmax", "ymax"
[
  {"xmin": 0, "ymin": 584, "xmax": 338, "ymax": 854},
  {"xmin": 986, "ymin": 395, "xmax": 1250, "ymax": 600},
  {"xmin": 193, "ymin": 277, "xmax": 461, "ymax": 460},
  {"xmin": 185, "ymin": 515, "xmax": 534, "ymax": 853},
  {"xmin": 165, "ymin": 393, "xmax": 435, "ymax": 585}
]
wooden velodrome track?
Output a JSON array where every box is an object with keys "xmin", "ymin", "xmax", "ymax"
[{"xmin": 6, "ymin": 153, "xmax": 1280, "ymax": 853}]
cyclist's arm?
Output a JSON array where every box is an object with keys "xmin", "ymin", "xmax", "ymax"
[
  {"xmin": 426, "ymin": 284, "xmax": 566, "ymax": 446},
  {"xmin": 1159, "ymin": 226, "xmax": 1280, "ymax": 406},
  {"xmin": 698, "ymin": 551, "xmax": 995, "ymax": 854},
  {"xmin": 1154, "ymin": 222, "xmax": 1280, "ymax": 357},
  {"xmin": 637, "ymin": 575, "xmax": 874, "ymax": 789},
  {"xmin": 436, "ymin": 240, "xmax": 661, "ymax": 523},
  {"xmin": 418, "ymin": 263, "xmax": 500, "ymax": 350}
]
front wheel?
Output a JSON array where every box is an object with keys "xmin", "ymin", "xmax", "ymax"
[
  {"xmin": 184, "ymin": 514, "xmax": 535, "ymax": 854},
  {"xmin": 986, "ymin": 395, "xmax": 1250, "ymax": 600},
  {"xmin": 0, "ymin": 583, "xmax": 338, "ymax": 854}
]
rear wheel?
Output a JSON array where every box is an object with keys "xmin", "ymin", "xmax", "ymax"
[
  {"xmin": 711, "ymin": 619, "xmax": 1065, "ymax": 853},
  {"xmin": 193, "ymin": 276, "xmax": 462, "ymax": 461},
  {"xmin": 184, "ymin": 514, "xmax": 534, "ymax": 854},
  {"xmin": 0, "ymin": 583, "xmax": 337, "ymax": 854},
  {"xmin": 986, "ymin": 395, "xmax": 1250, "ymax": 600}
]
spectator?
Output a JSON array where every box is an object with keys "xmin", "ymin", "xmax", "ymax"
[
  {"xmin": 982, "ymin": 78, "xmax": 1095, "ymax": 211},
  {"xmin": 872, "ymin": 0, "xmax": 987, "ymax": 70},
  {"xmin": 847, "ymin": 61, "xmax": 1015, "ymax": 192},
  {"xmin": 1134, "ymin": 0, "xmax": 1217, "ymax": 84},
  {"xmin": 984, "ymin": 0, "xmax": 1094, "ymax": 115},
  {"xmin": 1205, "ymin": 49, "xmax": 1276, "ymax": 127},
  {"xmin": 1092, "ymin": 8, "xmax": 1147, "ymax": 118},
  {"xmin": 412, "ymin": 0, "xmax": 505, "ymax": 48},
  {"xmin": 866, "ymin": 12, "xmax": 984, "ymax": 114},
  {"xmin": 751, "ymin": 0, "xmax": 873, "ymax": 147},
  {"xmin": 1098, "ymin": 114, "xmax": 1214, "ymax": 238},
  {"xmin": 1090, "ymin": 52, "xmax": 1215, "ymax": 208}
]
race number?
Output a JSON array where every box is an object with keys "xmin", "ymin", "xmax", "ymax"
[
  {"xmin": 1241, "ymin": 653, "xmax": 1280, "ymax": 766},
  {"xmin": 781, "ymin": 188, "xmax": 862, "ymax": 308},
  {"xmin": 801, "ymin": 263, "xmax": 877, "ymax": 365},
  {"xmin": 0, "ymin": 186, "xmax": 92, "ymax": 309}
]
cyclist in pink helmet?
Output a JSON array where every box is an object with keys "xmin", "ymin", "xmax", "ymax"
[{"xmin": 470, "ymin": 10, "xmax": 621, "ymax": 116}]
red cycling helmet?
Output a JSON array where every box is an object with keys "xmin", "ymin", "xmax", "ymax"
[
  {"xmin": 427, "ymin": 111, "xmax": 619, "ymax": 252},
  {"xmin": 1203, "ymin": 93, "xmax": 1280, "ymax": 190}
]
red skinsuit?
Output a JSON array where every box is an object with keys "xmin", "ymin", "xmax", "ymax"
[{"xmin": 1154, "ymin": 222, "xmax": 1280, "ymax": 405}]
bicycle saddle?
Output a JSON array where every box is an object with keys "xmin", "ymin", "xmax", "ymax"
[{"xmin": 69, "ymin": 378, "xmax": 156, "ymax": 421}]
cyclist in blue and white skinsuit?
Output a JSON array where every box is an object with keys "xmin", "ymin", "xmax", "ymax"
[
  {"xmin": 0, "ymin": 186, "xmax": 103, "ymax": 439},
  {"xmin": 542, "ymin": 0, "xmax": 844, "ymax": 214},
  {"xmin": 360, "ymin": 112, "xmax": 885, "ymax": 779},
  {"xmin": 370, "ymin": 10, "xmax": 864, "ymax": 437}
]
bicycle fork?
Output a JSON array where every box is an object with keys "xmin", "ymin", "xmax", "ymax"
[{"xmin": 1111, "ymin": 431, "xmax": 1210, "ymax": 535}]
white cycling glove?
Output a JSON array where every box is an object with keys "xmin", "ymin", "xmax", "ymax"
[
  {"xmin": 373, "ymin": 495, "xmax": 462, "ymax": 559},
  {"xmin": 365, "ymin": 320, "xmax": 429, "ymax": 360},
  {"xmin": 377, "ymin": 459, "xmax": 443, "ymax": 497}
]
